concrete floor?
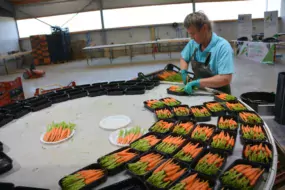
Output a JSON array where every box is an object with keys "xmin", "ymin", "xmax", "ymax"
[{"xmin": 0, "ymin": 53, "xmax": 284, "ymax": 98}]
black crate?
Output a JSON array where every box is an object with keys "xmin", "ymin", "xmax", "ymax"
[
  {"xmin": 219, "ymin": 159, "xmax": 265, "ymax": 190},
  {"xmin": 242, "ymin": 141, "xmax": 273, "ymax": 171},
  {"xmin": 209, "ymin": 130, "xmax": 237, "ymax": 155},
  {"xmin": 190, "ymin": 105, "xmax": 211, "ymax": 122},
  {"xmin": 171, "ymin": 120, "xmax": 196, "ymax": 137},
  {"xmin": 0, "ymin": 152, "xmax": 13, "ymax": 175},
  {"xmin": 97, "ymin": 147, "xmax": 140, "ymax": 176},
  {"xmin": 149, "ymin": 119, "xmax": 176, "ymax": 135},
  {"xmin": 154, "ymin": 134, "xmax": 188, "ymax": 156},
  {"xmin": 191, "ymin": 148, "xmax": 227, "ymax": 179},
  {"xmin": 143, "ymin": 99, "xmax": 166, "ymax": 112},
  {"xmin": 217, "ymin": 115, "xmax": 239, "ymax": 133},
  {"xmin": 159, "ymin": 97, "xmax": 182, "ymax": 107},
  {"xmin": 240, "ymin": 123, "xmax": 267, "ymax": 144},
  {"xmin": 203, "ymin": 101, "xmax": 227, "ymax": 117},
  {"xmin": 171, "ymin": 105, "xmax": 192, "ymax": 121},
  {"xmin": 58, "ymin": 163, "xmax": 107, "ymax": 190},
  {"xmin": 190, "ymin": 123, "xmax": 216, "ymax": 145},
  {"xmin": 139, "ymin": 82, "xmax": 155, "ymax": 90},
  {"xmin": 98, "ymin": 177, "xmax": 147, "ymax": 190},
  {"xmin": 125, "ymin": 86, "xmax": 145, "ymax": 95},
  {"xmin": 154, "ymin": 107, "xmax": 175, "ymax": 120},
  {"xmin": 130, "ymin": 132, "xmax": 163, "ymax": 152}
]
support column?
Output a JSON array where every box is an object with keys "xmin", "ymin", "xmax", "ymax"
[
  {"xmin": 98, "ymin": 0, "xmax": 107, "ymax": 45},
  {"xmin": 281, "ymin": 0, "xmax": 285, "ymax": 32},
  {"xmin": 192, "ymin": 0, "xmax": 196, "ymax": 13}
]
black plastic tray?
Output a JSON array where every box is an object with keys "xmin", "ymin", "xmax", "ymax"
[
  {"xmin": 154, "ymin": 134, "xmax": 188, "ymax": 156},
  {"xmin": 75, "ymin": 84, "xmax": 91, "ymax": 89},
  {"xmin": 68, "ymin": 89, "xmax": 87, "ymax": 99},
  {"xmin": 219, "ymin": 159, "xmax": 265, "ymax": 190},
  {"xmin": 24, "ymin": 96, "xmax": 48, "ymax": 105},
  {"xmin": 48, "ymin": 93, "xmax": 69, "ymax": 104},
  {"xmin": 0, "ymin": 114, "xmax": 14, "ymax": 127},
  {"xmin": 167, "ymin": 87, "xmax": 188, "ymax": 96},
  {"xmin": 145, "ymin": 158, "xmax": 189, "ymax": 190},
  {"xmin": 58, "ymin": 163, "xmax": 107, "ymax": 190},
  {"xmin": 148, "ymin": 119, "xmax": 176, "ymax": 135},
  {"xmin": 214, "ymin": 93, "xmax": 237, "ymax": 102},
  {"xmin": 97, "ymin": 147, "xmax": 140, "ymax": 176},
  {"xmin": 98, "ymin": 177, "xmax": 147, "ymax": 190},
  {"xmin": 190, "ymin": 123, "xmax": 216, "ymax": 145},
  {"xmin": 107, "ymin": 88, "xmax": 125, "ymax": 95},
  {"xmin": 102, "ymin": 84, "xmax": 119, "ymax": 90},
  {"xmin": 130, "ymin": 132, "xmax": 162, "ymax": 152},
  {"xmin": 159, "ymin": 97, "xmax": 182, "ymax": 107},
  {"xmin": 55, "ymin": 87, "xmax": 73, "ymax": 94},
  {"xmin": 242, "ymin": 141, "xmax": 272, "ymax": 171},
  {"xmin": 109, "ymin": 80, "xmax": 126, "ymax": 85},
  {"xmin": 191, "ymin": 148, "xmax": 227, "ymax": 179},
  {"xmin": 224, "ymin": 100, "xmax": 248, "ymax": 114},
  {"xmin": 209, "ymin": 130, "xmax": 237, "ymax": 155},
  {"xmin": 171, "ymin": 105, "xmax": 192, "ymax": 121},
  {"xmin": 172, "ymin": 139, "xmax": 206, "ymax": 166},
  {"xmin": 0, "ymin": 141, "xmax": 3, "ymax": 152},
  {"xmin": 154, "ymin": 107, "xmax": 175, "ymax": 120},
  {"xmin": 125, "ymin": 86, "xmax": 145, "ymax": 95},
  {"xmin": 238, "ymin": 110, "xmax": 264, "ymax": 125},
  {"xmin": 171, "ymin": 120, "xmax": 196, "ymax": 137},
  {"xmin": 203, "ymin": 101, "xmax": 227, "ymax": 117},
  {"xmin": 240, "ymin": 123, "xmax": 267, "ymax": 144},
  {"xmin": 0, "ymin": 152, "xmax": 13, "ymax": 175},
  {"xmin": 25, "ymin": 100, "xmax": 52, "ymax": 112},
  {"xmin": 126, "ymin": 150, "xmax": 167, "ymax": 179},
  {"xmin": 0, "ymin": 183, "xmax": 14, "ymax": 190},
  {"xmin": 15, "ymin": 187, "xmax": 49, "ymax": 190},
  {"xmin": 92, "ymin": 82, "xmax": 108, "ymax": 87},
  {"xmin": 143, "ymin": 99, "xmax": 165, "ymax": 112},
  {"xmin": 84, "ymin": 85, "xmax": 102, "ymax": 91},
  {"xmin": 217, "ymin": 115, "xmax": 239, "ymax": 133},
  {"xmin": 139, "ymin": 82, "xmax": 155, "ymax": 90},
  {"xmin": 88, "ymin": 89, "xmax": 107, "ymax": 97},
  {"xmin": 1, "ymin": 102, "xmax": 23, "ymax": 111},
  {"xmin": 10, "ymin": 107, "xmax": 30, "ymax": 119},
  {"xmin": 168, "ymin": 171, "xmax": 216, "ymax": 190},
  {"xmin": 190, "ymin": 105, "xmax": 211, "ymax": 122}
]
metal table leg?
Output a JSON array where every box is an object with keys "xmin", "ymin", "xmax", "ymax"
[
  {"xmin": 130, "ymin": 45, "xmax": 133, "ymax": 62},
  {"xmin": 3, "ymin": 59, "xmax": 8, "ymax": 75}
]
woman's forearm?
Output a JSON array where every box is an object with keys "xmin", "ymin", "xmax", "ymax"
[
  {"xmin": 180, "ymin": 58, "xmax": 189, "ymax": 70},
  {"xmin": 199, "ymin": 74, "xmax": 232, "ymax": 88}
]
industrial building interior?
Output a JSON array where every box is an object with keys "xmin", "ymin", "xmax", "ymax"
[{"xmin": 0, "ymin": 0, "xmax": 284, "ymax": 189}]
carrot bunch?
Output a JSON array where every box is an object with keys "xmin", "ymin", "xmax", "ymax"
[
  {"xmin": 172, "ymin": 121, "xmax": 194, "ymax": 135},
  {"xmin": 127, "ymin": 153, "xmax": 164, "ymax": 175},
  {"xmin": 169, "ymin": 86, "xmax": 185, "ymax": 93},
  {"xmin": 195, "ymin": 153, "xmax": 224, "ymax": 175},
  {"xmin": 174, "ymin": 142, "xmax": 203, "ymax": 162},
  {"xmin": 221, "ymin": 164, "xmax": 264, "ymax": 189},
  {"xmin": 161, "ymin": 97, "xmax": 181, "ymax": 106},
  {"xmin": 211, "ymin": 131, "xmax": 235, "ymax": 150},
  {"xmin": 156, "ymin": 109, "xmax": 174, "ymax": 119},
  {"xmin": 170, "ymin": 173, "xmax": 212, "ymax": 190},
  {"xmin": 155, "ymin": 135, "xmax": 186, "ymax": 154},
  {"xmin": 241, "ymin": 125, "xmax": 266, "ymax": 141},
  {"xmin": 218, "ymin": 117, "xmax": 238, "ymax": 130},
  {"xmin": 173, "ymin": 106, "xmax": 190, "ymax": 116},
  {"xmin": 239, "ymin": 112, "xmax": 262, "ymax": 124},
  {"xmin": 99, "ymin": 148, "xmax": 138, "ymax": 170},
  {"xmin": 205, "ymin": 102, "xmax": 225, "ymax": 112},
  {"xmin": 62, "ymin": 169, "xmax": 104, "ymax": 190},
  {"xmin": 146, "ymin": 99, "xmax": 165, "ymax": 109},
  {"xmin": 215, "ymin": 93, "xmax": 236, "ymax": 101},
  {"xmin": 226, "ymin": 102, "xmax": 247, "ymax": 111},
  {"xmin": 244, "ymin": 143, "xmax": 272, "ymax": 163},
  {"xmin": 151, "ymin": 120, "xmax": 174, "ymax": 133},
  {"xmin": 117, "ymin": 126, "xmax": 145, "ymax": 145},
  {"xmin": 191, "ymin": 107, "xmax": 211, "ymax": 117},
  {"xmin": 147, "ymin": 159, "xmax": 186, "ymax": 188},
  {"xmin": 43, "ymin": 121, "xmax": 75, "ymax": 143},
  {"xmin": 191, "ymin": 125, "xmax": 214, "ymax": 142},
  {"xmin": 130, "ymin": 135, "xmax": 161, "ymax": 152},
  {"xmin": 158, "ymin": 71, "xmax": 183, "ymax": 82}
]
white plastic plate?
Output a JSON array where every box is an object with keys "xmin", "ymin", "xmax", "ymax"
[
  {"xmin": 99, "ymin": 115, "xmax": 131, "ymax": 130},
  {"xmin": 40, "ymin": 129, "xmax": 75, "ymax": 145},
  {"xmin": 109, "ymin": 127, "xmax": 147, "ymax": 147}
]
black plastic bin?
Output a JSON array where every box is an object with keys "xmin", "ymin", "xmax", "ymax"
[{"xmin": 275, "ymin": 72, "xmax": 285, "ymax": 124}]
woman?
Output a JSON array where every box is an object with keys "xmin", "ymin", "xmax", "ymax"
[{"xmin": 180, "ymin": 12, "xmax": 234, "ymax": 94}]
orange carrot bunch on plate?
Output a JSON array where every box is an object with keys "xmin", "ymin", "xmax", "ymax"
[
  {"xmin": 117, "ymin": 126, "xmax": 146, "ymax": 145},
  {"xmin": 43, "ymin": 121, "xmax": 75, "ymax": 143}
]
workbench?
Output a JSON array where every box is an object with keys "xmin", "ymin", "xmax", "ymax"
[
  {"xmin": 0, "ymin": 84, "xmax": 277, "ymax": 189},
  {"xmin": 82, "ymin": 38, "xmax": 190, "ymax": 65},
  {"xmin": 0, "ymin": 51, "xmax": 32, "ymax": 74}
]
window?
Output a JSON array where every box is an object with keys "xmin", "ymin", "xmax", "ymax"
[
  {"xmin": 103, "ymin": 3, "xmax": 193, "ymax": 29},
  {"xmin": 17, "ymin": 11, "xmax": 102, "ymax": 38},
  {"xmin": 196, "ymin": 0, "xmax": 266, "ymax": 21}
]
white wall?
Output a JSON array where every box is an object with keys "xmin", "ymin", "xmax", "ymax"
[
  {"xmin": 0, "ymin": 16, "xmax": 19, "ymax": 54},
  {"xmin": 281, "ymin": 0, "xmax": 285, "ymax": 32}
]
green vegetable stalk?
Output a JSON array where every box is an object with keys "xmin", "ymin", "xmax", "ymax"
[
  {"xmin": 147, "ymin": 171, "xmax": 170, "ymax": 188},
  {"xmin": 221, "ymin": 170, "xmax": 251, "ymax": 190},
  {"xmin": 156, "ymin": 142, "xmax": 178, "ymax": 154},
  {"xmin": 131, "ymin": 139, "xmax": 151, "ymax": 152},
  {"xmin": 128, "ymin": 161, "xmax": 148, "ymax": 175}
]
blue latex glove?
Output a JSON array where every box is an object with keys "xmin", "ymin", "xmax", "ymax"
[
  {"xmin": 184, "ymin": 80, "xmax": 200, "ymax": 94},
  {"xmin": 181, "ymin": 70, "xmax": 188, "ymax": 84}
]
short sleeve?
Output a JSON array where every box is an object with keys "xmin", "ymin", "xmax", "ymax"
[
  {"xmin": 217, "ymin": 42, "xmax": 234, "ymax": 75},
  {"xmin": 181, "ymin": 41, "xmax": 193, "ymax": 63}
]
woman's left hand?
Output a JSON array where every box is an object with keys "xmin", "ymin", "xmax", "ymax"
[{"xmin": 184, "ymin": 79, "xmax": 200, "ymax": 94}]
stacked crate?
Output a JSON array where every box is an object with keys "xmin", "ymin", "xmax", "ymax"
[{"xmin": 30, "ymin": 35, "xmax": 52, "ymax": 65}]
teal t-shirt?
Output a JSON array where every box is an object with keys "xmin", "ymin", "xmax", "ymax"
[{"xmin": 181, "ymin": 32, "xmax": 234, "ymax": 75}]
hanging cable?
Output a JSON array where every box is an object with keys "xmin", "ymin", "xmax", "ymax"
[
  {"xmin": 16, "ymin": 9, "xmax": 53, "ymax": 27},
  {"xmin": 61, "ymin": 0, "xmax": 95, "ymax": 27}
]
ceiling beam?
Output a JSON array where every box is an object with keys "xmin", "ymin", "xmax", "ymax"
[{"xmin": 0, "ymin": 0, "xmax": 14, "ymax": 16}]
